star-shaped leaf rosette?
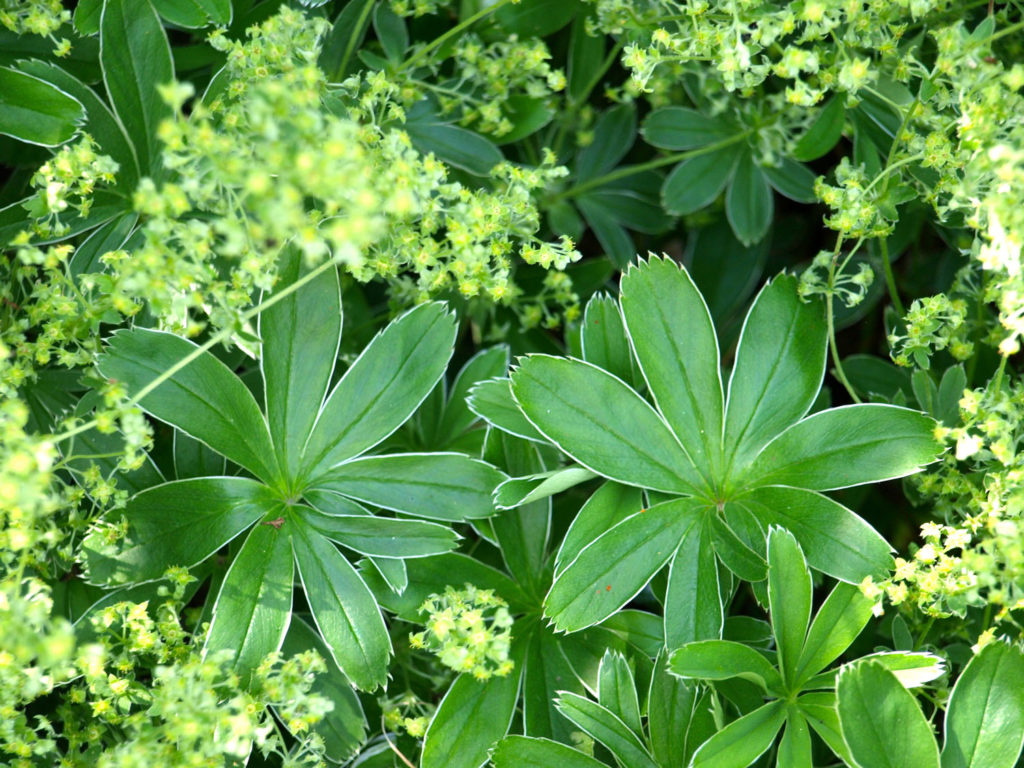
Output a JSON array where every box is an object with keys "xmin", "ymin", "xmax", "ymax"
[
  {"xmin": 489, "ymin": 256, "xmax": 941, "ymax": 642},
  {"xmin": 81, "ymin": 250, "xmax": 504, "ymax": 690}
]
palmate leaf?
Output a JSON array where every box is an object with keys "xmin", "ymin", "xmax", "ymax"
[{"xmin": 502, "ymin": 257, "xmax": 941, "ymax": 631}]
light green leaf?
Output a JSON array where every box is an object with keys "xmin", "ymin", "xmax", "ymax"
[
  {"xmin": 664, "ymin": 516, "xmax": 723, "ymax": 649},
  {"xmin": 301, "ymin": 303, "xmax": 456, "ymax": 476},
  {"xmin": 661, "ymin": 147, "xmax": 739, "ymax": 215},
  {"xmin": 942, "ymin": 641, "xmax": 1024, "ymax": 768},
  {"xmin": 726, "ymin": 151, "xmax": 774, "ymax": 246},
  {"xmin": 153, "ymin": 0, "xmax": 232, "ymax": 28},
  {"xmin": 795, "ymin": 582, "xmax": 875, "ymax": 685},
  {"xmin": 777, "ymin": 711, "xmax": 813, "ymax": 768},
  {"xmin": 856, "ymin": 651, "xmax": 947, "ymax": 687},
  {"xmin": 311, "ymin": 452, "xmax": 503, "ymax": 521},
  {"xmin": 81, "ymin": 478, "xmax": 270, "ymax": 586},
  {"xmin": 421, "ymin": 643, "xmax": 524, "ymax": 768},
  {"xmin": 522, "ymin": 626, "xmax": 587, "ymax": 741},
  {"xmin": 467, "ymin": 377, "xmax": 548, "ymax": 443},
  {"xmin": 292, "ymin": 525, "xmax": 390, "ymax": 690},
  {"xmin": 641, "ymin": 106, "xmax": 734, "ymax": 150},
  {"xmin": 511, "ymin": 355, "xmax": 705, "ymax": 495},
  {"xmin": 597, "ymin": 651, "xmax": 642, "ymax": 735},
  {"xmin": 100, "ymin": 0, "xmax": 173, "ymax": 172},
  {"xmin": 0, "ymin": 66, "xmax": 83, "ymax": 146},
  {"xmin": 494, "ymin": 466, "xmax": 598, "ymax": 509},
  {"xmin": 767, "ymin": 527, "xmax": 812, "ymax": 687},
  {"xmin": 98, "ymin": 328, "xmax": 279, "ymax": 483},
  {"xmin": 724, "ymin": 275, "xmax": 827, "ymax": 476},
  {"xmin": 492, "ymin": 736, "xmax": 606, "ymax": 768},
  {"xmin": 669, "ymin": 640, "xmax": 782, "ymax": 693},
  {"xmin": 689, "ymin": 700, "xmax": 787, "ymax": 768},
  {"xmin": 744, "ymin": 404, "xmax": 941, "ymax": 491},
  {"xmin": 556, "ymin": 482, "xmax": 644, "ymax": 577},
  {"xmin": 799, "ymin": 691, "xmax": 854, "ymax": 764},
  {"xmin": 620, "ymin": 256, "xmax": 723, "ymax": 478},
  {"xmin": 710, "ymin": 514, "xmax": 767, "ymax": 582},
  {"xmin": 204, "ymin": 521, "xmax": 293, "ymax": 684},
  {"xmin": 837, "ymin": 661, "xmax": 940, "ymax": 768},
  {"xmin": 555, "ymin": 692, "xmax": 658, "ymax": 768},
  {"xmin": 737, "ymin": 487, "xmax": 893, "ymax": 582},
  {"xmin": 546, "ymin": 498, "xmax": 703, "ymax": 632},
  {"xmin": 581, "ymin": 293, "xmax": 635, "ymax": 384},
  {"xmin": 293, "ymin": 506, "xmax": 458, "ymax": 558},
  {"xmin": 260, "ymin": 250, "xmax": 341, "ymax": 479}
]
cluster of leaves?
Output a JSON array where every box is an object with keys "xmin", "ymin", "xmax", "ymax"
[{"xmin": 4, "ymin": 1, "xmax": 1024, "ymax": 767}]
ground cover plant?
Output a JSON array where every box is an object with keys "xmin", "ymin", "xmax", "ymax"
[{"xmin": 4, "ymin": 0, "xmax": 1024, "ymax": 766}]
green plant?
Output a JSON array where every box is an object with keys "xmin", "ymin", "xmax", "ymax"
[
  {"xmin": 493, "ymin": 257, "xmax": 940, "ymax": 639},
  {"xmin": 81, "ymin": 249, "xmax": 503, "ymax": 691}
]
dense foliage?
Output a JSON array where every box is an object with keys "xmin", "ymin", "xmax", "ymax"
[{"xmin": 3, "ymin": 0, "xmax": 1024, "ymax": 766}]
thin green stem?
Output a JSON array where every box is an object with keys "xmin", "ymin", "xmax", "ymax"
[
  {"xmin": 399, "ymin": 0, "xmax": 517, "ymax": 73},
  {"xmin": 826, "ymin": 245, "xmax": 862, "ymax": 403},
  {"xmin": 879, "ymin": 237, "xmax": 906, "ymax": 318},
  {"xmin": 50, "ymin": 259, "xmax": 337, "ymax": 444},
  {"xmin": 914, "ymin": 616, "xmax": 935, "ymax": 650},
  {"xmin": 551, "ymin": 129, "xmax": 754, "ymax": 202}
]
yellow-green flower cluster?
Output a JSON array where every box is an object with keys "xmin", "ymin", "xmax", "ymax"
[
  {"xmin": 0, "ymin": 0, "xmax": 69, "ymax": 53},
  {"xmin": 798, "ymin": 248, "xmax": 875, "ymax": 309},
  {"xmin": 409, "ymin": 584, "xmax": 514, "ymax": 680},
  {"xmin": 19, "ymin": 136, "xmax": 119, "ymax": 240},
  {"xmin": 381, "ymin": 691, "xmax": 433, "ymax": 739},
  {"xmin": 889, "ymin": 289, "xmax": 974, "ymax": 369}
]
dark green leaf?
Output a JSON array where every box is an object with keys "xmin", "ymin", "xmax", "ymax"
[
  {"xmin": 372, "ymin": 3, "xmax": 407, "ymax": 61},
  {"xmin": 205, "ymin": 521, "xmax": 293, "ymax": 684},
  {"xmin": 172, "ymin": 429, "xmax": 225, "ymax": 478},
  {"xmin": 0, "ymin": 66, "xmax": 83, "ymax": 146},
  {"xmin": 319, "ymin": 0, "xmax": 375, "ymax": 80},
  {"xmin": 641, "ymin": 107, "xmax": 734, "ymax": 150},
  {"xmin": 577, "ymin": 103, "xmax": 636, "ymax": 180},
  {"xmin": 281, "ymin": 618, "xmax": 367, "ymax": 763},
  {"xmin": 763, "ymin": 157, "xmax": 818, "ymax": 203},
  {"xmin": 405, "ymin": 106, "xmax": 503, "ymax": 176},
  {"xmin": 260, "ymin": 250, "xmax": 341, "ymax": 478},
  {"xmin": 710, "ymin": 514, "xmax": 767, "ymax": 582},
  {"xmin": 837, "ymin": 661, "xmax": 940, "ymax": 768},
  {"xmin": 792, "ymin": 95, "xmax": 846, "ymax": 162},
  {"xmin": 153, "ymin": 0, "xmax": 232, "ymax": 28},
  {"xmin": 522, "ymin": 625, "xmax": 587, "ymax": 741},
  {"xmin": 511, "ymin": 355, "xmax": 705, "ymax": 494},
  {"xmin": 497, "ymin": 95, "xmax": 554, "ymax": 145},
  {"xmin": 437, "ymin": 346, "xmax": 509, "ymax": 444},
  {"xmin": 492, "ymin": 736, "xmax": 606, "ymax": 768},
  {"xmin": 581, "ymin": 171, "xmax": 670, "ymax": 234},
  {"xmin": 74, "ymin": 0, "xmax": 102, "ymax": 34},
  {"xmin": 577, "ymin": 198, "xmax": 637, "ymax": 268},
  {"xmin": 496, "ymin": 0, "xmax": 579, "ymax": 36},
  {"xmin": 661, "ymin": 147, "xmax": 739, "ymax": 215},
  {"xmin": 567, "ymin": 11, "xmax": 605, "ymax": 104},
  {"xmin": 67, "ymin": 212, "xmax": 137, "ymax": 277},
  {"xmin": 81, "ymin": 478, "xmax": 270, "ymax": 586},
  {"xmin": 744, "ymin": 404, "xmax": 941, "ymax": 491},
  {"xmin": 648, "ymin": 651, "xmax": 702, "ymax": 766},
  {"xmin": 292, "ymin": 525, "xmax": 390, "ymax": 690},
  {"xmin": 556, "ymin": 482, "xmax": 643, "ymax": 577},
  {"xmin": 726, "ymin": 151, "xmax": 774, "ymax": 246},
  {"xmin": 620, "ymin": 256, "xmax": 723, "ymax": 478},
  {"xmin": 98, "ymin": 328, "xmax": 279, "ymax": 482},
  {"xmin": 942, "ymin": 642, "xmax": 1024, "ymax": 768},
  {"xmin": 100, "ymin": 0, "xmax": 173, "ymax": 172},
  {"xmin": 312, "ymin": 453, "xmax": 503, "ymax": 521},
  {"xmin": 546, "ymin": 498, "xmax": 703, "ymax": 632},
  {"xmin": 301, "ymin": 303, "xmax": 456, "ymax": 475}
]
